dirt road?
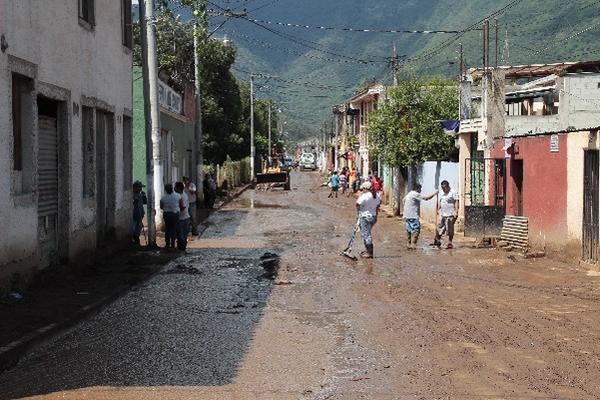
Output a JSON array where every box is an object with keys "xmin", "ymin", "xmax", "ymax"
[{"xmin": 2, "ymin": 171, "xmax": 600, "ymax": 399}]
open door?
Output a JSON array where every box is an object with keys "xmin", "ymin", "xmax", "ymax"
[{"xmin": 582, "ymin": 150, "xmax": 599, "ymax": 262}]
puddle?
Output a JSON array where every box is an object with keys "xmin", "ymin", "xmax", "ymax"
[{"xmin": 235, "ymin": 198, "xmax": 288, "ymax": 209}]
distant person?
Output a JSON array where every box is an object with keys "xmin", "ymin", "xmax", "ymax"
[
  {"xmin": 132, "ymin": 181, "xmax": 147, "ymax": 246},
  {"xmin": 183, "ymin": 177, "xmax": 199, "ymax": 236},
  {"xmin": 403, "ymin": 183, "xmax": 438, "ymax": 250},
  {"xmin": 371, "ymin": 172, "xmax": 383, "ymax": 193},
  {"xmin": 208, "ymin": 174, "xmax": 217, "ymax": 208},
  {"xmin": 433, "ymin": 180, "xmax": 460, "ymax": 249},
  {"xmin": 328, "ymin": 171, "xmax": 340, "ymax": 198},
  {"xmin": 348, "ymin": 168, "xmax": 357, "ymax": 197},
  {"xmin": 160, "ymin": 183, "xmax": 181, "ymax": 250},
  {"xmin": 339, "ymin": 170, "xmax": 348, "ymax": 195},
  {"xmin": 174, "ymin": 181, "xmax": 190, "ymax": 251},
  {"xmin": 356, "ymin": 181, "xmax": 381, "ymax": 258}
]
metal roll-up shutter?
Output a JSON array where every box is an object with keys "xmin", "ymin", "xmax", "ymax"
[{"xmin": 38, "ymin": 116, "xmax": 59, "ymax": 218}]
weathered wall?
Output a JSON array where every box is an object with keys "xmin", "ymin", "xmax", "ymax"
[
  {"xmin": 0, "ymin": 0, "xmax": 132, "ymax": 288},
  {"xmin": 491, "ymin": 134, "xmax": 568, "ymax": 251}
]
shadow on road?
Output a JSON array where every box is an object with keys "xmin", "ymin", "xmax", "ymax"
[{"xmin": 0, "ymin": 209, "xmax": 281, "ymax": 399}]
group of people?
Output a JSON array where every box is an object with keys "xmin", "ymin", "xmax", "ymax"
[
  {"xmin": 131, "ymin": 174, "xmax": 227, "ymax": 251},
  {"xmin": 327, "ymin": 167, "xmax": 383, "ymax": 199},
  {"xmin": 350, "ymin": 176, "xmax": 459, "ymax": 259}
]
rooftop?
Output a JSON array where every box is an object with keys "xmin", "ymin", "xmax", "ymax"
[{"xmin": 470, "ymin": 60, "xmax": 600, "ymax": 78}]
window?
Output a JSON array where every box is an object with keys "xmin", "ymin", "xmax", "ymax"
[
  {"xmin": 82, "ymin": 106, "xmax": 95, "ymax": 197},
  {"xmin": 78, "ymin": 0, "xmax": 95, "ymax": 27},
  {"xmin": 122, "ymin": 116, "xmax": 133, "ymax": 190},
  {"xmin": 122, "ymin": 0, "xmax": 133, "ymax": 49},
  {"xmin": 11, "ymin": 73, "xmax": 34, "ymax": 194}
]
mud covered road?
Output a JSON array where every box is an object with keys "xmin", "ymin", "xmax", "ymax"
[{"xmin": 2, "ymin": 171, "xmax": 600, "ymax": 399}]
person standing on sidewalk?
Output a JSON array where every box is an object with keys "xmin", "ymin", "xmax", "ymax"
[
  {"xmin": 174, "ymin": 181, "xmax": 191, "ymax": 251},
  {"xmin": 433, "ymin": 180, "xmax": 460, "ymax": 249},
  {"xmin": 356, "ymin": 181, "xmax": 381, "ymax": 258},
  {"xmin": 132, "ymin": 181, "xmax": 147, "ymax": 246},
  {"xmin": 403, "ymin": 183, "xmax": 438, "ymax": 250},
  {"xmin": 328, "ymin": 171, "xmax": 340, "ymax": 198},
  {"xmin": 183, "ymin": 177, "xmax": 199, "ymax": 236},
  {"xmin": 160, "ymin": 183, "xmax": 181, "ymax": 250}
]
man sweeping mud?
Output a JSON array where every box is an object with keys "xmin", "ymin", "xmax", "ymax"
[{"xmin": 356, "ymin": 182, "xmax": 381, "ymax": 258}]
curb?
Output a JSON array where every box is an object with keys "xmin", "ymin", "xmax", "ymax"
[{"xmin": 0, "ymin": 183, "xmax": 252, "ymax": 373}]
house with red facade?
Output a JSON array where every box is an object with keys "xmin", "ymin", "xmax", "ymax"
[{"xmin": 459, "ymin": 61, "xmax": 600, "ymax": 261}]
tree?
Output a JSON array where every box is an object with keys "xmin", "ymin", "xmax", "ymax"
[
  {"xmin": 366, "ymin": 77, "xmax": 458, "ymax": 167},
  {"xmin": 133, "ymin": 6, "xmax": 282, "ymax": 165}
]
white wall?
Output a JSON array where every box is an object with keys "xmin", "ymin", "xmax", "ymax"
[
  {"xmin": 411, "ymin": 161, "xmax": 460, "ymax": 225},
  {"xmin": 0, "ymin": 0, "xmax": 132, "ymax": 284}
]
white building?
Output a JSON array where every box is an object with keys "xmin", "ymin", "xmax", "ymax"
[{"xmin": 0, "ymin": 0, "xmax": 134, "ymax": 290}]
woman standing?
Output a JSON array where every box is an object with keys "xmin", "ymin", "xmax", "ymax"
[
  {"xmin": 356, "ymin": 181, "xmax": 381, "ymax": 258},
  {"xmin": 160, "ymin": 183, "xmax": 182, "ymax": 250}
]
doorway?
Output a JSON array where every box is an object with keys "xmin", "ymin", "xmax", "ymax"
[
  {"xmin": 37, "ymin": 97, "xmax": 67, "ymax": 267},
  {"xmin": 512, "ymin": 159, "xmax": 524, "ymax": 216},
  {"xmin": 582, "ymin": 150, "xmax": 599, "ymax": 262},
  {"xmin": 95, "ymin": 110, "xmax": 115, "ymax": 246}
]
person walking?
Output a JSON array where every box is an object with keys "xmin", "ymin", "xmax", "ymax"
[
  {"xmin": 183, "ymin": 177, "xmax": 199, "ymax": 236},
  {"xmin": 160, "ymin": 183, "xmax": 181, "ymax": 250},
  {"xmin": 433, "ymin": 180, "xmax": 460, "ymax": 249},
  {"xmin": 356, "ymin": 181, "xmax": 381, "ymax": 258},
  {"xmin": 348, "ymin": 168, "xmax": 357, "ymax": 197},
  {"xmin": 328, "ymin": 171, "xmax": 340, "ymax": 198},
  {"xmin": 403, "ymin": 183, "xmax": 438, "ymax": 250},
  {"xmin": 132, "ymin": 181, "xmax": 147, "ymax": 246},
  {"xmin": 339, "ymin": 170, "xmax": 348, "ymax": 195},
  {"xmin": 174, "ymin": 181, "xmax": 191, "ymax": 251}
]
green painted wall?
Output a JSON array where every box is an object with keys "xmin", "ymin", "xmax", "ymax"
[{"xmin": 133, "ymin": 67, "xmax": 196, "ymax": 187}]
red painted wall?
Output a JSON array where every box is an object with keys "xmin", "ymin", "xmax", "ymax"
[{"xmin": 491, "ymin": 135, "xmax": 568, "ymax": 242}]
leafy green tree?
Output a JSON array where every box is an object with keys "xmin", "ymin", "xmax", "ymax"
[
  {"xmin": 366, "ymin": 77, "xmax": 458, "ymax": 167},
  {"xmin": 133, "ymin": 6, "xmax": 282, "ymax": 165}
]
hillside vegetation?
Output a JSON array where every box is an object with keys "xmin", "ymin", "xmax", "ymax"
[{"xmin": 204, "ymin": 0, "xmax": 600, "ymax": 142}]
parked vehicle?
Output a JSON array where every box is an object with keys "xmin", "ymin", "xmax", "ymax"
[{"xmin": 300, "ymin": 153, "xmax": 317, "ymax": 171}]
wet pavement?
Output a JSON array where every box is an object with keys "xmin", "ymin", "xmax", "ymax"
[{"xmin": 2, "ymin": 172, "xmax": 600, "ymax": 399}]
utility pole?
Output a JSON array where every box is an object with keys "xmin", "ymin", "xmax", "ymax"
[
  {"xmin": 193, "ymin": 0, "xmax": 207, "ymax": 201},
  {"xmin": 483, "ymin": 19, "xmax": 490, "ymax": 71},
  {"xmin": 459, "ymin": 43, "xmax": 464, "ymax": 79},
  {"xmin": 268, "ymin": 102, "xmax": 272, "ymax": 165},
  {"xmin": 495, "ymin": 19, "xmax": 499, "ymax": 68},
  {"xmin": 333, "ymin": 108, "xmax": 339, "ymax": 171},
  {"xmin": 391, "ymin": 44, "xmax": 402, "ymax": 216},
  {"xmin": 139, "ymin": 0, "xmax": 161, "ymax": 246},
  {"xmin": 250, "ymin": 75, "xmax": 255, "ymax": 180}
]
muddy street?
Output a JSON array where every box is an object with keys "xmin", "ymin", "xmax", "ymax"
[{"xmin": 2, "ymin": 171, "xmax": 600, "ymax": 399}]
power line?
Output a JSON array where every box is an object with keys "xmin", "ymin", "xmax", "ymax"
[{"xmin": 245, "ymin": 18, "xmax": 480, "ymax": 34}]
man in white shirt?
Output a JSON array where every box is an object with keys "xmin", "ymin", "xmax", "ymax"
[
  {"xmin": 403, "ymin": 183, "xmax": 438, "ymax": 249},
  {"xmin": 356, "ymin": 182, "xmax": 381, "ymax": 258},
  {"xmin": 174, "ymin": 181, "xmax": 190, "ymax": 251},
  {"xmin": 433, "ymin": 180, "xmax": 460, "ymax": 249}
]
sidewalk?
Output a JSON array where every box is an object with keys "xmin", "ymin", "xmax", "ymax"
[{"xmin": 0, "ymin": 182, "xmax": 251, "ymax": 372}]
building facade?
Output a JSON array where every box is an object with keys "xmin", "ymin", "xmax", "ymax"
[
  {"xmin": 459, "ymin": 61, "xmax": 600, "ymax": 259},
  {"xmin": 349, "ymin": 83, "xmax": 385, "ymax": 178},
  {"xmin": 0, "ymin": 0, "xmax": 134, "ymax": 289}
]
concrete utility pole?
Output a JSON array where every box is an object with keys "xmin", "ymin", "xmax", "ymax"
[
  {"xmin": 391, "ymin": 44, "xmax": 402, "ymax": 216},
  {"xmin": 193, "ymin": 0, "xmax": 207, "ymax": 200},
  {"xmin": 250, "ymin": 75, "xmax": 255, "ymax": 180},
  {"xmin": 139, "ymin": 0, "xmax": 161, "ymax": 246},
  {"xmin": 268, "ymin": 102, "xmax": 272, "ymax": 165},
  {"xmin": 334, "ymin": 108, "xmax": 339, "ymax": 171}
]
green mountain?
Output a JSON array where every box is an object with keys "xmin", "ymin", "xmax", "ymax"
[{"xmin": 205, "ymin": 0, "xmax": 600, "ymax": 142}]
